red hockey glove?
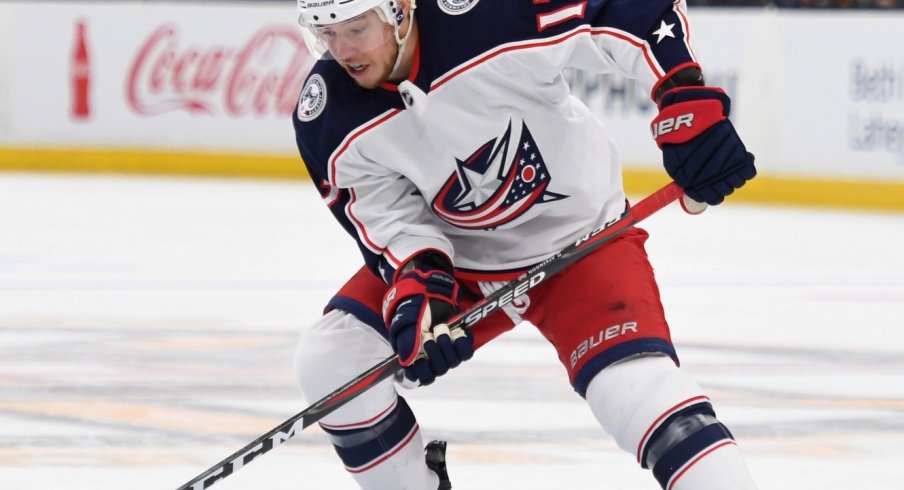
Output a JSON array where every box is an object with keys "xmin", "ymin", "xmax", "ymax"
[
  {"xmin": 652, "ymin": 87, "xmax": 756, "ymax": 205},
  {"xmin": 382, "ymin": 266, "xmax": 473, "ymax": 386}
]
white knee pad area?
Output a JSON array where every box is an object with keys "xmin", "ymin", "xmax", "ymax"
[
  {"xmin": 585, "ymin": 355, "xmax": 708, "ymax": 462},
  {"xmin": 293, "ymin": 310, "xmax": 397, "ymax": 426}
]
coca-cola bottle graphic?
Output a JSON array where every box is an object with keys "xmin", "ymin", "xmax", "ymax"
[{"xmin": 71, "ymin": 20, "xmax": 91, "ymax": 120}]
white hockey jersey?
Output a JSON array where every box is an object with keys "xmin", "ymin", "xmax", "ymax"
[{"xmin": 293, "ymin": 0, "xmax": 699, "ymax": 283}]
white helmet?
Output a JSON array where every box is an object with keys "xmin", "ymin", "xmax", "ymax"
[
  {"xmin": 297, "ymin": 0, "xmax": 414, "ymax": 64},
  {"xmin": 297, "ymin": 0, "xmax": 399, "ymax": 28}
]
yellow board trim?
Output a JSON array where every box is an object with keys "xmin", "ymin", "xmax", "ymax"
[
  {"xmin": 1, "ymin": 147, "xmax": 902, "ymax": 211},
  {"xmin": 0, "ymin": 146, "xmax": 308, "ymax": 179},
  {"xmin": 623, "ymin": 170, "xmax": 904, "ymax": 213}
]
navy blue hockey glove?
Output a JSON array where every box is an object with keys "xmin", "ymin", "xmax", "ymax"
[
  {"xmin": 652, "ymin": 87, "xmax": 756, "ymax": 205},
  {"xmin": 382, "ymin": 268, "xmax": 474, "ymax": 386}
]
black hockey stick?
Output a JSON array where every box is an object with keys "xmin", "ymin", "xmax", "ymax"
[{"xmin": 176, "ymin": 181, "xmax": 699, "ymax": 490}]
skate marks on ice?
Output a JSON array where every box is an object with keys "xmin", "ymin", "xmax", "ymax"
[{"xmin": 1, "ymin": 320, "xmax": 901, "ymax": 469}]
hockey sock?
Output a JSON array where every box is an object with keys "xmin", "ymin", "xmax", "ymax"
[{"xmin": 320, "ymin": 396, "xmax": 439, "ymax": 489}]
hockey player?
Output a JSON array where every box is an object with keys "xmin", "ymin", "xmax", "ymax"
[{"xmin": 291, "ymin": 0, "xmax": 758, "ymax": 488}]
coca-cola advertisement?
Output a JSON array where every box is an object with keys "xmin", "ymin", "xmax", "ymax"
[
  {"xmin": 126, "ymin": 23, "xmax": 310, "ymax": 119},
  {"xmin": 4, "ymin": 2, "xmax": 313, "ymax": 154}
]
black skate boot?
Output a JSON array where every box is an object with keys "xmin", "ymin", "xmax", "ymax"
[{"xmin": 425, "ymin": 440, "xmax": 452, "ymax": 490}]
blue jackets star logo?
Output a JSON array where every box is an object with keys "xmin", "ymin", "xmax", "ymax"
[
  {"xmin": 652, "ymin": 20, "xmax": 676, "ymax": 44},
  {"xmin": 431, "ymin": 120, "xmax": 567, "ymax": 230}
]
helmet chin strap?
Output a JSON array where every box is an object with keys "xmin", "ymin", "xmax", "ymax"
[{"xmin": 388, "ymin": 0, "xmax": 416, "ymax": 79}]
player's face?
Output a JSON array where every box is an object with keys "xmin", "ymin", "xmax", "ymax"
[{"xmin": 315, "ymin": 10, "xmax": 398, "ymax": 89}]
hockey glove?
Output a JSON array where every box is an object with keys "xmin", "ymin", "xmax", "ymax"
[
  {"xmin": 652, "ymin": 87, "xmax": 756, "ymax": 205},
  {"xmin": 382, "ymin": 268, "xmax": 474, "ymax": 386}
]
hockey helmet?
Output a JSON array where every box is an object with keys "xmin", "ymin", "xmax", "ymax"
[{"xmin": 297, "ymin": 0, "xmax": 412, "ymax": 60}]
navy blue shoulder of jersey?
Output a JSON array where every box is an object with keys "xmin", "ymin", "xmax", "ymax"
[
  {"xmin": 293, "ymin": 61, "xmax": 403, "ymax": 185},
  {"xmin": 588, "ymin": 0, "xmax": 696, "ymax": 76},
  {"xmin": 415, "ymin": 0, "xmax": 691, "ymax": 84}
]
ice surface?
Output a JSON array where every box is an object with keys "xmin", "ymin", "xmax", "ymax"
[{"xmin": 0, "ymin": 173, "xmax": 901, "ymax": 489}]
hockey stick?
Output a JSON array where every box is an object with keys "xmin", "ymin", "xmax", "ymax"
[{"xmin": 176, "ymin": 181, "xmax": 699, "ymax": 490}]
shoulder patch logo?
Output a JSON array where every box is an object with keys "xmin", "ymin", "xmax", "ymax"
[
  {"xmin": 297, "ymin": 74, "xmax": 327, "ymax": 122},
  {"xmin": 437, "ymin": 0, "xmax": 479, "ymax": 16}
]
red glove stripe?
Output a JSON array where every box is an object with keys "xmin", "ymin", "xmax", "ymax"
[
  {"xmin": 382, "ymin": 277, "xmax": 428, "ymax": 325},
  {"xmin": 651, "ymin": 99, "xmax": 725, "ymax": 148}
]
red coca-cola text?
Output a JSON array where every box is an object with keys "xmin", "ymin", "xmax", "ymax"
[{"xmin": 127, "ymin": 24, "xmax": 311, "ymax": 118}]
